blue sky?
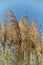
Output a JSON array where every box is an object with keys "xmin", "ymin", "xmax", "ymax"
[{"xmin": 0, "ymin": 0, "xmax": 43, "ymax": 34}]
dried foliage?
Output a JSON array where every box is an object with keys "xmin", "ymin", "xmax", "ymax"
[{"xmin": 0, "ymin": 10, "xmax": 43, "ymax": 65}]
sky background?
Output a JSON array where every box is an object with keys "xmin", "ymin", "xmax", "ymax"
[{"xmin": 0, "ymin": 0, "xmax": 43, "ymax": 35}]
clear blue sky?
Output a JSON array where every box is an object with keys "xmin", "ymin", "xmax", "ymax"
[{"xmin": 0, "ymin": 0, "xmax": 43, "ymax": 34}]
